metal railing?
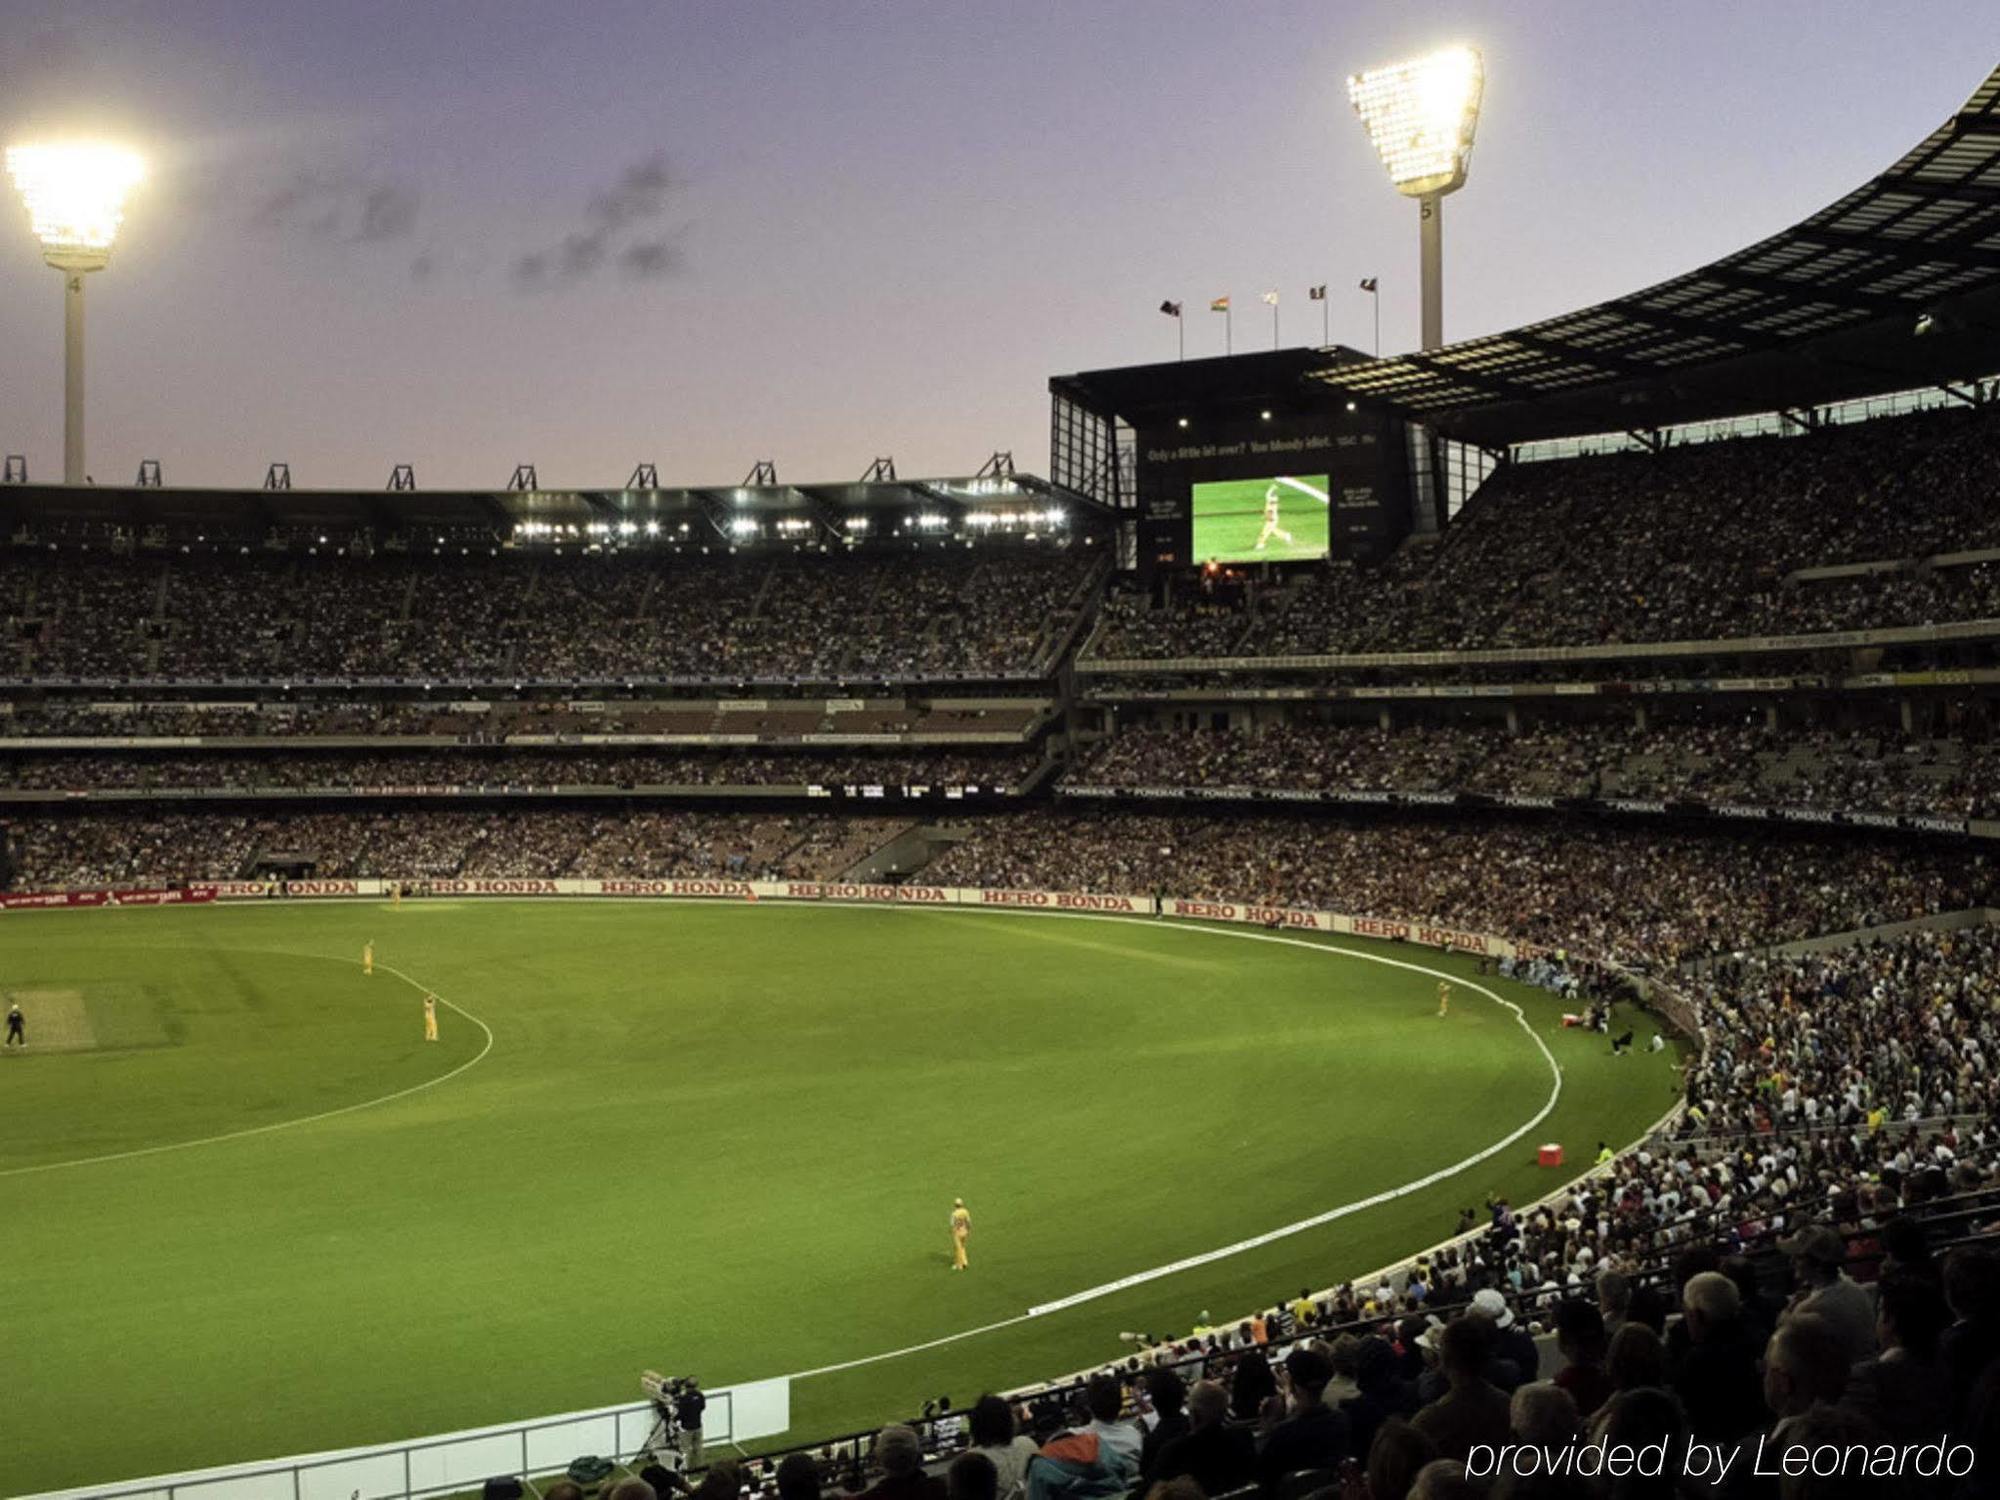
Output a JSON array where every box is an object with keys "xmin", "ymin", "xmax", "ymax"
[{"xmin": 25, "ymin": 1393, "xmax": 733, "ymax": 1500}]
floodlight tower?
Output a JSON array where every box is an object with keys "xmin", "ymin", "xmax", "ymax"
[
  {"xmin": 5, "ymin": 143, "xmax": 145, "ymax": 484},
  {"xmin": 1348, "ymin": 47, "xmax": 1483, "ymax": 351}
]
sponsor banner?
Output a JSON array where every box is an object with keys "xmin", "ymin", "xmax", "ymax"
[
  {"xmin": 204, "ymin": 879, "xmax": 376, "ymax": 899},
  {"xmin": 0, "ymin": 886, "xmax": 216, "ymax": 910},
  {"xmin": 1166, "ymin": 897, "xmax": 1331, "ymax": 931},
  {"xmin": 1908, "ymin": 815, "xmax": 1973, "ymax": 835},
  {"xmin": 780, "ymin": 882, "xmax": 956, "ymax": 905},
  {"xmin": 1337, "ymin": 914, "xmax": 1503, "ymax": 956},
  {"xmin": 423, "ymin": 878, "xmax": 566, "ymax": 897},
  {"xmin": 590, "ymin": 878, "xmax": 758, "ymax": 898},
  {"xmin": 972, "ymin": 888, "xmax": 1152, "ymax": 914}
]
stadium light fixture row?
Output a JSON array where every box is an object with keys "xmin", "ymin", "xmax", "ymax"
[{"xmin": 1347, "ymin": 46, "xmax": 1484, "ymax": 198}]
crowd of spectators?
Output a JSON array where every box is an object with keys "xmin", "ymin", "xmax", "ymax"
[
  {"xmin": 1, "ymin": 810, "xmax": 913, "ymax": 888},
  {"xmin": 0, "ymin": 747, "xmax": 1039, "ymax": 793},
  {"xmin": 1071, "ymin": 720, "xmax": 2000, "ymax": 818},
  {"xmin": 0, "ymin": 546, "xmax": 1097, "ymax": 681},
  {"xmin": 1087, "ymin": 403, "xmax": 2000, "ymax": 662},
  {"xmin": 924, "ymin": 813, "xmax": 1994, "ymax": 966},
  {"xmin": 0, "ymin": 698, "xmax": 1049, "ymax": 740}
]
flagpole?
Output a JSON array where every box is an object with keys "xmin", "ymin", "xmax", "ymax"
[
  {"xmin": 1321, "ymin": 297, "xmax": 1329, "ymax": 346},
  {"xmin": 1373, "ymin": 290, "xmax": 1381, "ymax": 357},
  {"xmin": 1226, "ymin": 305, "xmax": 1232, "ymax": 356},
  {"xmin": 1178, "ymin": 313, "xmax": 1185, "ymax": 363},
  {"xmin": 1271, "ymin": 301, "xmax": 1279, "ymax": 350}
]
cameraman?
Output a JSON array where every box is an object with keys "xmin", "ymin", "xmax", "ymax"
[{"xmin": 674, "ymin": 1380, "xmax": 708, "ymax": 1469}]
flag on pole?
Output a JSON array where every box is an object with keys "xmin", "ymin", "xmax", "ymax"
[
  {"xmin": 1359, "ymin": 277, "xmax": 1379, "ymax": 293},
  {"xmin": 1308, "ymin": 285, "xmax": 1327, "ymax": 300},
  {"xmin": 1159, "ymin": 300, "xmax": 1183, "ymax": 317},
  {"xmin": 1210, "ymin": 296, "xmax": 1230, "ymax": 312},
  {"xmin": 1260, "ymin": 290, "xmax": 1279, "ymax": 306}
]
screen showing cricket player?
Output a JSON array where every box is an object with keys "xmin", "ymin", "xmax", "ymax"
[{"xmin": 1189, "ymin": 474, "xmax": 1332, "ymax": 563}]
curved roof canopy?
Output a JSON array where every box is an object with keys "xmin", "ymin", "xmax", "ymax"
[{"xmin": 1309, "ymin": 63, "xmax": 2000, "ymax": 447}]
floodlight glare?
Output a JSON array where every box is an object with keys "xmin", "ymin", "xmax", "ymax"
[
  {"xmin": 1347, "ymin": 47, "xmax": 1483, "ymax": 198},
  {"xmin": 6, "ymin": 142, "xmax": 145, "ymax": 485},
  {"xmin": 1347, "ymin": 46, "xmax": 1483, "ymax": 350}
]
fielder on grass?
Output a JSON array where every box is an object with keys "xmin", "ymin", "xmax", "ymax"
[{"xmin": 951, "ymin": 1197, "xmax": 971, "ymax": 1270}]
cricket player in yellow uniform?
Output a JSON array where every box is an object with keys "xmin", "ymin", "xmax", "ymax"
[
  {"xmin": 1437, "ymin": 981, "xmax": 1451, "ymax": 1018},
  {"xmin": 950, "ymin": 1198, "xmax": 971, "ymax": 1271},
  {"xmin": 363, "ymin": 940, "xmax": 374, "ymax": 976},
  {"xmin": 424, "ymin": 994, "xmax": 439, "ymax": 1042}
]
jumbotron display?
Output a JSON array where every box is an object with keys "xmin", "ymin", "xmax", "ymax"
[{"xmin": 1191, "ymin": 473, "xmax": 1332, "ymax": 562}]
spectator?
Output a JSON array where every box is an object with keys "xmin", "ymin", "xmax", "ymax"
[
  {"xmin": 1152, "ymin": 1380, "xmax": 1256, "ymax": 1497},
  {"xmin": 1470, "ymin": 1289, "xmax": 1539, "ymax": 1391},
  {"xmin": 1411, "ymin": 1316, "xmax": 1511, "ymax": 1463},
  {"xmin": 1591, "ymin": 1389, "xmax": 1686, "ymax": 1500},
  {"xmin": 1364, "ymin": 1418, "xmax": 1438, "ymax": 1500},
  {"xmin": 1550, "ymin": 1300, "xmax": 1612, "ymax": 1420},
  {"xmin": 864, "ymin": 1428, "xmax": 945, "ymax": 1500},
  {"xmin": 1671, "ymin": 1271, "xmax": 1764, "ymax": 1444},
  {"xmin": 1407, "ymin": 1459, "xmax": 1480, "ymax": 1500},
  {"xmin": 1507, "ymin": 1382, "xmax": 1580, "ymax": 1448},
  {"xmin": 1138, "ymin": 1369, "xmax": 1190, "ymax": 1482},
  {"xmin": 1255, "ymin": 1346, "xmax": 1351, "ymax": 1490},
  {"xmin": 1595, "ymin": 1269, "xmax": 1631, "ymax": 1336},
  {"xmin": 777, "ymin": 1454, "xmax": 822, "ymax": 1500},
  {"xmin": 1340, "ymin": 1336, "xmax": 1416, "ymax": 1464},
  {"xmin": 947, "ymin": 1453, "xmax": 998, "ymax": 1500},
  {"xmin": 1083, "ymin": 1374, "xmax": 1141, "ymax": 1467},
  {"xmin": 1762, "ymin": 1315, "xmax": 1852, "ymax": 1422},
  {"xmin": 969, "ymin": 1395, "xmax": 1038, "ymax": 1500},
  {"xmin": 1942, "ymin": 1246, "xmax": 2000, "ymax": 1423},
  {"xmin": 1840, "ymin": 1271, "xmax": 1954, "ymax": 1443},
  {"xmin": 1231, "ymin": 1352, "xmax": 1279, "ymax": 1423},
  {"xmin": 1780, "ymin": 1224, "xmax": 1879, "ymax": 1365},
  {"xmin": 1604, "ymin": 1324, "xmax": 1667, "ymax": 1399}
]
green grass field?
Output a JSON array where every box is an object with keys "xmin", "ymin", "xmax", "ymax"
[
  {"xmin": 1190, "ymin": 475, "xmax": 1331, "ymax": 563},
  {"xmin": 0, "ymin": 901, "xmax": 1681, "ymax": 1496}
]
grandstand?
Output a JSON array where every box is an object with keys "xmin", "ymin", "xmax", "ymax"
[{"xmin": 4, "ymin": 47, "xmax": 2000, "ymax": 1500}]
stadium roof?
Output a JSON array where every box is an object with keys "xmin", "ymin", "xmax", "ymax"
[
  {"xmin": 1301, "ymin": 62, "xmax": 2000, "ymax": 448},
  {"xmin": 1050, "ymin": 348, "xmax": 1375, "ymax": 421}
]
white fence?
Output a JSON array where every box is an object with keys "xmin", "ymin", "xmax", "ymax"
[{"xmin": 25, "ymin": 1380, "xmax": 795, "ymax": 1500}]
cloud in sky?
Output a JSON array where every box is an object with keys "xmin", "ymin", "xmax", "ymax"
[{"xmin": 510, "ymin": 151, "xmax": 685, "ymax": 292}]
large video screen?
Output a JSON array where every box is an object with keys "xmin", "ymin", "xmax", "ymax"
[{"xmin": 1190, "ymin": 474, "xmax": 1331, "ymax": 563}]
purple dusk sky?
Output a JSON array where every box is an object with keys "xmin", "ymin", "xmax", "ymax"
[{"xmin": 0, "ymin": 1, "xmax": 1993, "ymax": 491}]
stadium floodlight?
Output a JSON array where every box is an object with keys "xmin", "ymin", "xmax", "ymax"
[
  {"xmin": 1347, "ymin": 46, "xmax": 1482, "ymax": 350},
  {"xmin": 5, "ymin": 143, "xmax": 144, "ymax": 485}
]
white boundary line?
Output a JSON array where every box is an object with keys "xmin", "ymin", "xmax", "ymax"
[{"xmin": 0, "ymin": 958, "xmax": 494, "ymax": 1180}]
